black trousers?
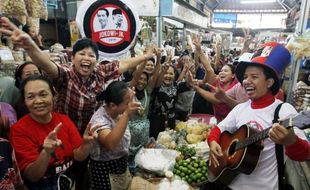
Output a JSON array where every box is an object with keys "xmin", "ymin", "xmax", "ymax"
[{"xmin": 149, "ymin": 114, "xmax": 175, "ymax": 139}]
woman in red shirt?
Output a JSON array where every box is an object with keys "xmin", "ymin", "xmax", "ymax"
[{"xmin": 10, "ymin": 75, "xmax": 98, "ymax": 190}]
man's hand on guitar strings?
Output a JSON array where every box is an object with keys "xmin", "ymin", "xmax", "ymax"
[
  {"xmin": 269, "ymin": 123, "xmax": 297, "ymax": 146},
  {"xmin": 209, "ymin": 141, "xmax": 223, "ymax": 168}
]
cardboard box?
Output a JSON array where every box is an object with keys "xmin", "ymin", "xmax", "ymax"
[{"xmin": 128, "ymin": 176, "xmax": 157, "ymax": 190}]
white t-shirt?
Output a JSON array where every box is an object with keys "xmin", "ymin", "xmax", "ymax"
[
  {"xmin": 218, "ymin": 99, "xmax": 307, "ymax": 190},
  {"xmin": 89, "ymin": 106, "xmax": 131, "ymax": 161}
]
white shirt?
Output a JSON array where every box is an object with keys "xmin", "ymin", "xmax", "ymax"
[
  {"xmin": 218, "ymin": 99, "xmax": 307, "ymax": 190},
  {"xmin": 90, "ymin": 106, "xmax": 130, "ymax": 161}
]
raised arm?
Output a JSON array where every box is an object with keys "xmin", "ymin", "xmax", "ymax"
[
  {"xmin": 148, "ymin": 48, "xmax": 162, "ymax": 89},
  {"xmin": 96, "ymin": 91, "xmax": 140, "ymax": 150},
  {"xmin": 177, "ymin": 56, "xmax": 191, "ymax": 82},
  {"xmin": 0, "ymin": 17, "xmax": 59, "ymax": 79},
  {"xmin": 193, "ymin": 85, "xmax": 221, "ymax": 104},
  {"xmin": 214, "ymin": 42, "xmax": 222, "ymax": 70},
  {"xmin": 193, "ymin": 82, "xmax": 241, "ymax": 107},
  {"xmin": 73, "ymin": 123, "xmax": 99, "ymax": 161},
  {"xmin": 240, "ymin": 28, "xmax": 253, "ymax": 55},
  {"xmin": 154, "ymin": 48, "xmax": 173, "ymax": 87},
  {"xmin": 155, "ymin": 62, "xmax": 169, "ymax": 88},
  {"xmin": 129, "ymin": 58, "xmax": 147, "ymax": 88},
  {"xmin": 119, "ymin": 45, "xmax": 154, "ymax": 74},
  {"xmin": 192, "ymin": 35, "xmax": 217, "ymax": 84},
  {"xmin": 214, "ymin": 86, "xmax": 241, "ymax": 108}
]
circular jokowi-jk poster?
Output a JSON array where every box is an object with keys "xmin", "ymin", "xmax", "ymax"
[{"xmin": 76, "ymin": 0, "xmax": 140, "ymax": 58}]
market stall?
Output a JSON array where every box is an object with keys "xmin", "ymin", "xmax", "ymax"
[
  {"xmin": 0, "ymin": 0, "xmax": 72, "ymax": 77},
  {"xmin": 128, "ymin": 116, "xmax": 214, "ymax": 189}
]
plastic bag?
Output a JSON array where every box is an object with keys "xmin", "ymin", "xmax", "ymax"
[
  {"xmin": 134, "ymin": 148, "xmax": 177, "ymax": 176},
  {"xmin": 158, "ymin": 177, "xmax": 191, "ymax": 190},
  {"xmin": 14, "ymin": 15, "xmax": 27, "ymax": 25},
  {"xmin": 24, "ymin": 0, "xmax": 48, "ymax": 20},
  {"xmin": 157, "ymin": 130, "xmax": 177, "ymax": 148},
  {"xmin": 0, "ymin": 0, "xmax": 27, "ymax": 16},
  {"xmin": 286, "ymin": 30, "xmax": 310, "ymax": 60},
  {"xmin": 27, "ymin": 17, "xmax": 40, "ymax": 33},
  {"xmin": 187, "ymin": 142, "xmax": 210, "ymax": 160}
]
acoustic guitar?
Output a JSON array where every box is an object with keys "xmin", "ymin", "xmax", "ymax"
[{"xmin": 207, "ymin": 111, "xmax": 310, "ymax": 186}]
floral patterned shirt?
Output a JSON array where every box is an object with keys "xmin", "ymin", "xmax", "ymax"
[{"xmin": 0, "ymin": 138, "xmax": 23, "ymax": 190}]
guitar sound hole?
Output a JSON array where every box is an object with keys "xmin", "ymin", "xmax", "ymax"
[{"xmin": 228, "ymin": 142, "xmax": 236, "ymax": 156}]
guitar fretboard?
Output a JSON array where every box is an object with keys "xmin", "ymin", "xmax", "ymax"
[{"xmin": 235, "ymin": 119, "xmax": 291, "ymax": 151}]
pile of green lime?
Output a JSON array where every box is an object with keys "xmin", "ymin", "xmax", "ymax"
[
  {"xmin": 175, "ymin": 145, "xmax": 196, "ymax": 159},
  {"xmin": 173, "ymin": 158, "xmax": 208, "ymax": 185}
]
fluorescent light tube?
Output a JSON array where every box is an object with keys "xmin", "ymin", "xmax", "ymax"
[{"xmin": 240, "ymin": 0, "xmax": 277, "ymax": 4}]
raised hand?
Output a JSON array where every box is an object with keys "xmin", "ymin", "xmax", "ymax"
[
  {"xmin": 166, "ymin": 48, "xmax": 173, "ymax": 63},
  {"xmin": 145, "ymin": 44, "xmax": 156, "ymax": 59},
  {"xmin": 83, "ymin": 123, "xmax": 100, "ymax": 145},
  {"xmin": 43, "ymin": 123, "xmax": 63, "ymax": 155},
  {"xmin": 214, "ymin": 85, "xmax": 226, "ymax": 101},
  {"xmin": 0, "ymin": 17, "xmax": 35, "ymax": 50},
  {"xmin": 186, "ymin": 72, "xmax": 198, "ymax": 88},
  {"xmin": 125, "ymin": 88, "xmax": 142, "ymax": 117},
  {"xmin": 192, "ymin": 34, "xmax": 202, "ymax": 52},
  {"xmin": 161, "ymin": 62, "xmax": 170, "ymax": 73},
  {"xmin": 155, "ymin": 48, "xmax": 161, "ymax": 60}
]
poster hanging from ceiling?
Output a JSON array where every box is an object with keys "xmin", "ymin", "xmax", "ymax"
[{"xmin": 76, "ymin": 0, "xmax": 140, "ymax": 58}]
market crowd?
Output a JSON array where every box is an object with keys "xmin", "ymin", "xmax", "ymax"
[{"xmin": 0, "ymin": 16, "xmax": 310, "ymax": 190}]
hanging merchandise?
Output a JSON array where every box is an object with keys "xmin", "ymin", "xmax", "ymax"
[
  {"xmin": 140, "ymin": 20, "xmax": 152, "ymax": 41},
  {"xmin": 286, "ymin": 30, "xmax": 310, "ymax": 60},
  {"xmin": 69, "ymin": 20, "xmax": 80, "ymax": 47},
  {"xmin": 24, "ymin": 0, "xmax": 48, "ymax": 20},
  {"xmin": 0, "ymin": 0, "xmax": 27, "ymax": 23},
  {"xmin": 14, "ymin": 16, "xmax": 27, "ymax": 25},
  {"xmin": 302, "ymin": 94, "xmax": 310, "ymax": 111},
  {"xmin": 26, "ymin": 17, "xmax": 41, "ymax": 34},
  {"xmin": 76, "ymin": 0, "xmax": 140, "ymax": 58}
]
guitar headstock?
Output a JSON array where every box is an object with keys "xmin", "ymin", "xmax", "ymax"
[{"xmin": 283, "ymin": 110, "xmax": 310, "ymax": 130}]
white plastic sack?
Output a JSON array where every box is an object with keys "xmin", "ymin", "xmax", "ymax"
[
  {"xmin": 158, "ymin": 177, "xmax": 190, "ymax": 190},
  {"xmin": 134, "ymin": 148, "xmax": 177, "ymax": 176}
]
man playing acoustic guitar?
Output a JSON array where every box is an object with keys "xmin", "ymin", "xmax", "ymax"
[{"xmin": 207, "ymin": 42, "xmax": 310, "ymax": 190}]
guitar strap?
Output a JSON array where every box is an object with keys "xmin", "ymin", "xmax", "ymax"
[
  {"xmin": 273, "ymin": 103, "xmax": 284, "ymax": 189},
  {"xmin": 273, "ymin": 103, "xmax": 293, "ymax": 190}
]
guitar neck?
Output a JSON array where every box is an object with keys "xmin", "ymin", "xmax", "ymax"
[{"xmin": 235, "ymin": 119, "xmax": 292, "ymax": 151}]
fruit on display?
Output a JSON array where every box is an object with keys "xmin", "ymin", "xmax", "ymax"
[
  {"xmin": 186, "ymin": 123, "xmax": 208, "ymax": 135},
  {"xmin": 186, "ymin": 134, "xmax": 204, "ymax": 144},
  {"xmin": 157, "ymin": 130, "xmax": 177, "ymax": 149},
  {"xmin": 175, "ymin": 120, "xmax": 212, "ymax": 144},
  {"xmin": 175, "ymin": 145, "xmax": 196, "ymax": 159},
  {"xmin": 175, "ymin": 121, "xmax": 187, "ymax": 131},
  {"xmin": 173, "ymin": 158, "xmax": 208, "ymax": 185}
]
